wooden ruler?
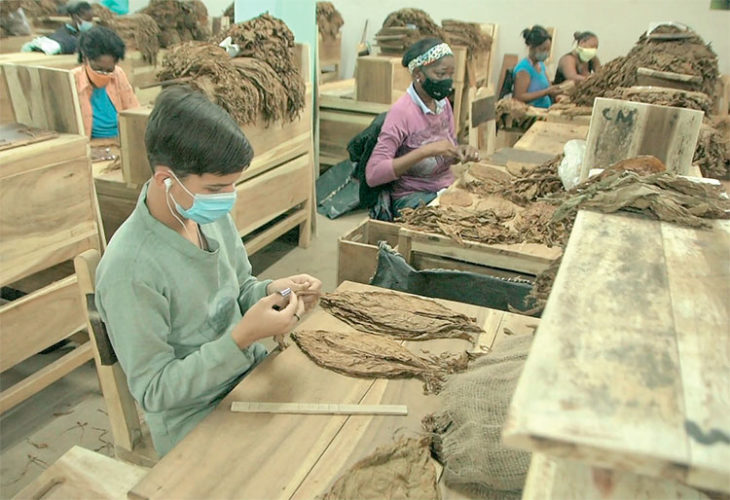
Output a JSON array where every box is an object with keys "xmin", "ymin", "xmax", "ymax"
[{"xmin": 230, "ymin": 402, "xmax": 408, "ymax": 416}]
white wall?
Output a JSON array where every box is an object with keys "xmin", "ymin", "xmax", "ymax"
[{"xmin": 333, "ymin": 0, "xmax": 730, "ymax": 83}]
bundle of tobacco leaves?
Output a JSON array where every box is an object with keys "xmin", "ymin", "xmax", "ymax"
[
  {"xmin": 292, "ymin": 329, "xmax": 477, "ymax": 394},
  {"xmin": 572, "ymin": 26, "xmax": 719, "ymax": 106},
  {"xmin": 605, "ymin": 86, "xmax": 713, "ymax": 114},
  {"xmin": 102, "ymin": 13, "xmax": 160, "ymax": 65},
  {"xmin": 694, "ymin": 117, "xmax": 730, "ymax": 180},
  {"xmin": 91, "ymin": 2, "xmax": 115, "ymax": 23},
  {"xmin": 495, "ymin": 98, "xmax": 539, "ymax": 131},
  {"xmin": 142, "ymin": 0, "xmax": 209, "ymax": 48},
  {"xmin": 217, "ymin": 13, "xmax": 305, "ymax": 121},
  {"xmin": 441, "ymin": 19, "xmax": 492, "ymax": 69},
  {"xmin": 499, "ymin": 154, "xmax": 565, "ymax": 206},
  {"xmin": 376, "ymin": 8, "xmax": 444, "ymax": 54},
  {"xmin": 316, "ymin": 1, "xmax": 343, "ymax": 42},
  {"xmin": 320, "ymin": 290, "xmax": 484, "ymax": 343}
]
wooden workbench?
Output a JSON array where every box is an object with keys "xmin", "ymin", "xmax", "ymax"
[
  {"xmin": 128, "ymin": 281, "xmax": 539, "ymax": 499},
  {"xmin": 513, "ymin": 120, "xmax": 590, "ymax": 156},
  {"xmin": 504, "ymin": 210, "xmax": 730, "ymax": 495}
]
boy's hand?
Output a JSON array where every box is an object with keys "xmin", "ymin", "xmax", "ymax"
[
  {"xmin": 267, "ymin": 274, "xmax": 322, "ymax": 312},
  {"xmin": 231, "ymin": 291, "xmax": 305, "ymax": 349}
]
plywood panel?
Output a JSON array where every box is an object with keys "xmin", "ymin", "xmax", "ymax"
[
  {"xmin": 504, "ymin": 211, "xmax": 730, "ymax": 494},
  {"xmin": 514, "ymin": 120, "xmax": 589, "ymax": 156},
  {"xmin": 356, "ymin": 55, "xmax": 411, "ymax": 105},
  {"xmin": 581, "ymin": 97, "xmax": 703, "ymax": 179}
]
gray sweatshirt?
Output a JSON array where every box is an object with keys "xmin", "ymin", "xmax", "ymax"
[{"xmin": 95, "ymin": 183, "xmax": 270, "ymax": 456}]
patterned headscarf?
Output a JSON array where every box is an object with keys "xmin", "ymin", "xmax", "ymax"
[{"xmin": 407, "ymin": 43, "xmax": 453, "ymax": 74}]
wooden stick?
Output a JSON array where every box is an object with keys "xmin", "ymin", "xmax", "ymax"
[
  {"xmin": 137, "ymin": 77, "xmax": 193, "ymax": 90},
  {"xmin": 230, "ymin": 402, "xmax": 408, "ymax": 416}
]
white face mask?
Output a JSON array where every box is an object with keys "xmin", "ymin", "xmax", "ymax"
[{"xmin": 576, "ymin": 46, "xmax": 597, "ymax": 63}]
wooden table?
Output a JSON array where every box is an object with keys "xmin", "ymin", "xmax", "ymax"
[
  {"xmin": 129, "ymin": 282, "xmax": 539, "ymax": 499},
  {"xmin": 513, "ymin": 120, "xmax": 590, "ymax": 156},
  {"xmin": 504, "ymin": 210, "xmax": 730, "ymax": 494}
]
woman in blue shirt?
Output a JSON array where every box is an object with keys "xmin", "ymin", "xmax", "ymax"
[{"xmin": 513, "ymin": 25, "xmax": 563, "ymax": 109}]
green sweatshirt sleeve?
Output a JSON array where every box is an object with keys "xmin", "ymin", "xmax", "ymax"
[
  {"xmin": 98, "ymin": 279, "xmax": 258, "ymax": 413},
  {"xmin": 235, "ymin": 237, "xmax": 271, "ymax": 312}
]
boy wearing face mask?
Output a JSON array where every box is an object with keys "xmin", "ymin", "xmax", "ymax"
[
  {"xmin": 21, "ymin": 1, "xmax": 93, "ymax": 55},
  {"xmin": 94, "ymin": 85, "xmax": 322, "ymax": 456},
  {"xmin": 513, "ymin": 25, "xmax": 563, "ymax": 108},
  {"xmin": 71, "ymin": 26, "xmax": 139, "ymax": 139},
  {"xmin": 365, "ymin": 38, "xmax": 478, "ymax": 219},
  {"xmin": 554, "ymin": 31, "xmax": 602, "ymax": 84}
]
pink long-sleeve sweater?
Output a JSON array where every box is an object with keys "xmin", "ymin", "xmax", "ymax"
[{"xmin": 365, "ymin": 90, "xmax": 456, "ymax": 200}]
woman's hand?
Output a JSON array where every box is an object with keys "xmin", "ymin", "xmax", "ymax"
[
  {"xmin": 422, "ymin": 139, "xmax": 459, "ymax": 159},
  {"xmin": 546, "ymin": 85, "xmax": 564, "ymax": 98},
  {"xmin": 457, "ymin": 145, "xmax": 480, "ymax": 163},
  {"xmin": 231, "ymin": 292, "xmax": 305, "ymax": 349},
  {"xmin": 267, "ymin": 274, "xmax": 322, "ymax": 313}
]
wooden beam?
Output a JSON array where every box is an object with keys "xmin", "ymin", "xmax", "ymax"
[{"xmin": 231, "ymin": 402, "xmax": 408, "ymax": 416}]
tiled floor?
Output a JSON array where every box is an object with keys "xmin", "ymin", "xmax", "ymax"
[{"xmin": 0, "ymin": 210, "xmax": 366, "ymax": 498}]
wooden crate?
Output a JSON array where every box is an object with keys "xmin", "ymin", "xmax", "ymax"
[
  {"xmin": 337, "ymin": 218, "xmax": 401, "ymax": 284},
  {"xmin": 398, "ymin": 227, "xmax": 561, "ymax": 276},
  {"xmin": 319, "ymin": 32, "xmax": 341, "ymax": 68},
  {"xmin": 318, "ymin": 79, "xmax": 390, "ymax": 168},
  {"xmin": 0, "ymin": 134, "xmax": 104, "ymax": 412},
  {"xmin": 355, "ymin": 55, "xmax": 411, "ymax": 105}
]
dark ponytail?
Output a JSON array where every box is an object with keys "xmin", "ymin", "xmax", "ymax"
[
  {"xmin": 402, "ymin": 37, "xmax": 443, "ymax": 68},
  {"xmin": 574, "ymin": 31, "xmax": 597, "ymax": 43},
  {"xmin": 521, "ymin": 25, "xmax": 551, "ymax": 47}
]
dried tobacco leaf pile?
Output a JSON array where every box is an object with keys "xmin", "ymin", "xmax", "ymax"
[
  {"xmin": 142, "ymin": 0, "xmax": 209, "ymax": 48},
  {"xmin": 694, "ymin": 117, "xmax": 730, "ymax": 180},
  {"xmin": 158, "ymin": 14, "xmax": 304, "ymax": 125},
  {"xmin": 321, "ymin": 437, "xmax": 440, "ymax": 500},
  {"xmin": 316, "ymin": 1, "xmax": 343, "ymax": 42},
  {"xmin": 441, "ymin": 19, "xmax": 492, "ymax": 68},
  {"xmin": 292, "ymin": 329, "xmax": 475, "ymax": 394},
  {"xmin": 571, "ymin": 26, "xmax": 719, "ymax": 106},
  {"xmin": 320, "ymin": 290, "xmax": 484, "ymax": 343},
  {"xmin": 498, "ymin": 154, "xmax": 564, "ymax": 206},
  {"xmin": 424, "ymin": 334, "xmax": 534, "ymax": 499},
  {"xmin": 217, "ymin": 13, "xmax": 305, "ymax": 122},
  {"xmin": 18, "ymin": 0, "xmax": 58, "ymax": 21},
  {"xmin": 376, "ymin": 8, "xmax": 444, "ymax": 54},
  {"xmin": 102, "ymin": 14, "xmax": 160, "ymax": 65},
  {"xmin": 91, "ymin": 2, "xmax": 115, "ymax": 23},
  {"xmin": 495, "ymin": 98, "xmax": 539, "ymax": 131},
  {"xmin": 605, "ymin": 87, "xmax": 713, "ymax": 114}
]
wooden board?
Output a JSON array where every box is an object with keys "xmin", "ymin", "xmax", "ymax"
[
  {"xmin": 0, "ymin": 122, "xmax": 57, "ymax": 151},
  {"xmin": 523, "ymin": 453, "xmax": 711, "ymax": 500},
  {"xmin": 129, "ymin": 281, "xmax": 538, "ymax": 500},
  {"xmin": 581, "ymin": 97, "xmax": 704, "ymax": 179},
  {"xmin": 503, "ymin": 210, "xmax": 730, "ymax": 494},
  {"xmin": 337, "ymin": 218, "xmax": 401, "ymax": 285},
  {"xmin": 355, "ymin": 55, "xmax": 411, "ymax": 105},
  {"xmin": 0, "ymin": 134, "xmax": 103, "ymax": 285},
  {"xmin": 1, "ymin": 63, "xmax": 83, "ymax": 134},
  {"xmin": 496, "ymin": 53, "xmax": 519, "ymax": 98},
  {"xmin": 485, "ymin": 147, "xmax": 555, "ymax": 167},
  {"xmin": 231, "ymin": 402, "xmax": 408, "ymax": 416},
  {"xmin": 14, "ymin": 446, "xmax": 148, "ymax": 500},
  {"xmin": 514, "ymin": 120, "xmax": 589, "ymax": 156},
  {"xmin": 319, "ymin": 33, "xmax": 342, "ymax": 68}
]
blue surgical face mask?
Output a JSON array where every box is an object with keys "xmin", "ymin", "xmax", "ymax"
[
  {"xmin": 78, "ymin": 20, "xmax": 93, "ymax": 32},
  {"xmin": 166, "ymin": 172, "xmax": 236, "ymax": 225}
]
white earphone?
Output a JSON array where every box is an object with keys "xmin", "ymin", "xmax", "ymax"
[{"xmin": 164, "ymin": 177, "xmax": 172, "ymax": 188}]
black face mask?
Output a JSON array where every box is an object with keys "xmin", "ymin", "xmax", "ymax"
[{"xmin": 421, "ymin": 77, "xmax": 453, "ymax": 100}]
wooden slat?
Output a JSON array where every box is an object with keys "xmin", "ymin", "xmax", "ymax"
[
  {"xmin": 522, "ymin": 453, "xmax": 710, "ymax": 500},
  {"xmin": 119, "ymin": 106, "xmax": 152, "ymax": 186},
  {"xmin": 0, "ymin": 133, "xmax": 86, "ymax": 177},
  {"xmin": 355, "ymin": 55, "xmax": 411, "ymax": 105},
  {"xmin": 503, "ymin": 211, "xmax": 730, "ymax": 493},
  {"xmin": 0, "ymin": 342, "xmax": 93, "ymax": 413},
  {"xmin": 337, "ymin": 218, "xmax": 401, "ymax": 285},
  {"xmin": 0, "ymin": 276, "xmax": 85, "ymax": 371},
  {"xmin": 243, "ymin": 208, "xmax": 308, "ymax": 256},
  {"xmin": 231, "ymin": 401, "xmax": 408, "ymax": 415},
  {"xmin": 2, "ymin": 64, "xmax": 83, "ymax": 134},
  {"xmin": 0, "ymin": 140, "xmax": 102, "ymax": 285},
  {"xmin": 514, "ymin": 121, "xmax": 589, "ymax": 156},
  {"xmin": 581, "ymin": 97, "xmax": 704, "ymax": 179},
  {"xmin": 232, "ymin": 154, "xmax": 312, "ymax": 238},
  {"xmin": 14, "ymin": 445, "xmax": 149, "ymax": 500}
]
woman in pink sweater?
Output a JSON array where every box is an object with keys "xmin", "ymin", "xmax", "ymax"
[{"xmin": 365, "ymin": 38, "xmax": 478, "ymax": 219}]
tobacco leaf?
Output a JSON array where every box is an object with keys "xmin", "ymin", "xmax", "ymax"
[
  {"xmin": 292, "ymin": 329, "xmax": 476, "ymax": 394},
  {"xmin": 316, "ymin": 2, "xmax": 343, "ymax": 41},
  {"xmin": 320, "ymin": 290, "xmax": 484, "ymax": 343}
]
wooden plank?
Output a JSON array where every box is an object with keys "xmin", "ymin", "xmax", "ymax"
[
  {"xmin": 231, "ymin": 401, "xmax": 408, "ymax": 415},
  {"xmin": 496, "ymin": 54, "xmax": 519, "ymax": 98},
  {"xmin": 318, "ymin": 33, "xmax": 342, "ymax": 67},
  {"xmin": 337, "ymin": 218, "xmax": 401, "ymax": 285},
  {"xmin": 2, "ymin": 64, "xmax": 83, "ymax": 134},
  {"xmin": 400, "ymin": 227, "xmax": 560, "ymax": 276},
  {"xmin": 487, "ymin": 146, "xmax": 554, "ymax": 167},
  {"xmin": 243, "ymin": 209, "xmax": 308, "ymax": 256},
  {"xmin": 660, "ymin": 219, "xmax": 730, "ymax": 492},
  {"xmin": 0, "ymin": 276, "xmax": 85, "ymax": 371},
  {"xmin": 0, "ymin": 342, "xmax": 93, "ymax": 413},
  {"xmin": 232, "ymin": 154, "xmax": 312, "ymax": 238},
  {"xmin": 581, "ymin": 97, "xmax": 704, "ymax": 179},
  {"xmin": 514, "ymin": 121, "xmax": 589, "ymax": 156},
  {"xmin": 0, "ymin": 138, "xmax": 102, "ymax": 285},
  {"xmin": 523, "ymin": 453, "xmax": 710, "ymax": 500},
  {"xmin": 14, "ymin": 445, "xmax": 149, "ymax": 500},
  {"xmin": 503, "ymin": 211, "xmax": 730, "ymax": 493},
  {"xmin": 356, "ymin": 55, "xmax": 410, "ymax": 104},
  {"xmin": 119, "ymin": 107, "xmax": 152, "ymax": 186}
]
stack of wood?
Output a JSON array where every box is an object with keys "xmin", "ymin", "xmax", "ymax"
[{"xmin": 375, "ymin": 8, "xmax": 444, "ymax": 55}]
